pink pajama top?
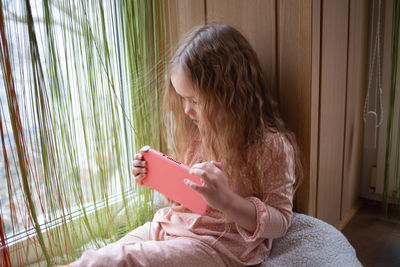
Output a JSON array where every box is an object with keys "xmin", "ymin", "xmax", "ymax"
[{"xmin": 152, "ymin": 131, "xmax": 296, "ymax": 265}]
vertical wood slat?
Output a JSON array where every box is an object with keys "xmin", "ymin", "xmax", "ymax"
[
  {"xmin": 310, "ymin": 0, "xmax": 322, "ymax": 217},
  {"xmin": 166, "ymin": 0, "xmax": 205, "ymax": 55},
  {"xmin": 341, "ymin": 0, "xmax": 369, "ymax": 219},
  {"xmin": 206, "ymin": 0, "xmax": 277, "ymax": 98},
  {"xmin": 277, "ymin": 0, "xmax": 315, "ymax": 215},
  {"xmin": 317, "ymin": 0, "xmax": 350, "ymax": 225}
]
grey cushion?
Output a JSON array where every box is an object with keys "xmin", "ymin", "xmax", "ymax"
[{"xmin": 260, "ymin": 213, "xmax": 362, "ymax": 266}]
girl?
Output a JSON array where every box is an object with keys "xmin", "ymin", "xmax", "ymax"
[{"xmin": 68, "ymin": 24, "xmax": 302, "ymax": 266}]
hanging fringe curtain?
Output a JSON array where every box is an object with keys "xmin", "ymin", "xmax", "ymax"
[
  {"xmin": 0, "ymin": 0, "xmax": 167, "ymax": 265},
  {"xmin": 383, "ymin": 0, "xmax": 400, "ymax": 216}
]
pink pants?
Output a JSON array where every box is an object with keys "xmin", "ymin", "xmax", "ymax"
[{"xmin": 62, "ymin": 222, "xmax": 238, "ymax": 267}]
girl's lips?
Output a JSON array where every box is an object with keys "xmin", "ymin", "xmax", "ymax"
[{"xmin": 193, "ymin": 120, "xmax": 199, "ymax": 125}]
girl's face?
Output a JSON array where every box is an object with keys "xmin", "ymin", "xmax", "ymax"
[{"xmin": 171, "ymin": 68, "xmax": 200, "ymax": 126}]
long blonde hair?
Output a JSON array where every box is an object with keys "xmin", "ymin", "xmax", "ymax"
[{"xmin": 162, "ymin": 24, "xmax": 303, "ymax": 199}]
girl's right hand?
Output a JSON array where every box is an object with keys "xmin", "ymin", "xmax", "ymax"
[{"xmin": 131, "ymin": 153, "xmax": 147, "ymax": 185}]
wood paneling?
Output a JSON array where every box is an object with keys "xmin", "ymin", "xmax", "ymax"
[
  {"xmin": 206, "ymin": 0, "xmax": 277, "ymax": 98},
  {"xmin": 167, "ymin": 0, "xmax": 368, "ymax": 224},
  {"xmin": 317, "ymin": 0, "xmax": 349, "ymax": 225},
  {"xmin": 277, "ymin": 0, "xmax": 315, "ymax": 215},
  {"xmin": 167, "ymin": 0, "xmax": 205, "ymax": 53},
  {"xmin": 309, "ymin": 0, "xmax": 322, "ymax": 217},
  {"xmin": 341, "ymin": 0, "xmax": 368, "ymax": 219}
]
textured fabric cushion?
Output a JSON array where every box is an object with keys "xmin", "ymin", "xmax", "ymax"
[{"xmin": 260, "ymin": 213, "xmax": 362, "ymax": 266}]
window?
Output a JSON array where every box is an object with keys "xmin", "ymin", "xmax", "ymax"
[{"xmin": 0, "ymin": 0, "xmax": 166, "ymax": 265}]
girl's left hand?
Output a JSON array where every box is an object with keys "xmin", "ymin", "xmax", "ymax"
[{"xmin": 185, "ymin": 161, "xmax": 234, "ymax": 212}]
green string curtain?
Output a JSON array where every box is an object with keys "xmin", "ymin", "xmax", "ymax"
[
  {"xmin": 383, "ymin": 0, "xmax": 400, "ymax": 216},
  {"xmin": 0, "ymin": 0, "xmax": 167, "ymax": 265}
]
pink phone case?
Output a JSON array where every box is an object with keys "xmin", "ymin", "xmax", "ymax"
[{"xmin": 140, "ymin": 146, "xmax": 211, "ymax": 215}]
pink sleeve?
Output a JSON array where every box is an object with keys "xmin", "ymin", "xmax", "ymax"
[{"xmin": 235, "ymin": 133, "xmax": 295, "ymax": 241}]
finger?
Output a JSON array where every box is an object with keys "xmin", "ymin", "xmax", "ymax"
[
  {"xmin": 189, "ymin": 168, "xmax": 211, "ymax": 185},
  {"xmin": 211, "ymin": 161, "xmax": 223, "ymax": 169},
  {"xmin": 134, "ymin": 173, "xmax": 145, "ymax": 185},
  {"xmin": 204, "ymin": 161, "xmax": 219, "ymax": 172},
  {"xmin": 131, "ymin": 166, "xmax": 146, "ymax": 176},
  {"xmin": 189, "ymin": 167, "xmax": 207, "ymax": 177},
  {"xmin": 134, "ymin": 153, "xmax": 143, "ymax": 160},
  {"xmin": 133, "ymin": 159, "xmax": 146, "ymax": 167},
  {"xmin": 191, "ymin": 162, "xmax": 209, "ymax": 169},
  {"xmin": 184, "ymin": 179, "xmax": 205, "ymax": 193},
  {"xmin": 193, "ymin": 162, "xmax": 220, "ymax": 178},
  {"xmin": 192, "ymin": 162, "xmax": 217, "ymax": 173},
  {"xmin": 135, "ymin": 173, "xmax": 145, "ymax": 180}
]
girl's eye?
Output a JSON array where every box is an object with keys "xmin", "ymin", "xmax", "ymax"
[{"xmin": 179, "ymin": 95, "xmax": 197, "ymax": 105}]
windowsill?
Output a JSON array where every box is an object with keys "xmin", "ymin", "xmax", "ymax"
[{"xmin": 3, "ymin": 189, "xmax": 164, "ymax": 266}]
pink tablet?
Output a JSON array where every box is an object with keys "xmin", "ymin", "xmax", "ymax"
[{"xmin": 139, "ymin": 146, "xmax": 211, "ymax": 215}]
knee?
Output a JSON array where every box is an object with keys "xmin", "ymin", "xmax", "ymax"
[
  {"xmin": 66, "ymin": 249, "xmax": 108, "ymax": 267},
  {"xmin": 68, "ymin": 244, "xmax": 138, "ymax": 267}
]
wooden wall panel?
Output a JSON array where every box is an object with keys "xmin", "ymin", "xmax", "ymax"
[
  {"xmin": 206, "ymin": 0, "xmax": 277, "ymax": 98},
  {"xmin": 310, "ymin": 0, "xmax": 322, "ymax": 217},
  {"xmin": 277, "ymin": 0, "xmax": 315, "ymax": 215},
  {"xmin": 166, "ymin": 0, "xmax": 367, "ymax": 224},
  {"xmin": 341, "ymin": 0, "xmax": 368, "ymax": 219},
  {"xmin": 317, "ymin": 0, "xmax": 349, "ymax": 225},
  {"xmin": 167, "ymin": 0, "xmax": 205, "ymax": 53}
]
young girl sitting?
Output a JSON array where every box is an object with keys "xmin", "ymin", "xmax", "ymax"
[{"xmin": 67, "ymin": 23, "xmax": 302, "ymax": 267}]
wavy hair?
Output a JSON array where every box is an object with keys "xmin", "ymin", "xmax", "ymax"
[{"xmin": 162, "ymin": 24, "xmax": 303, "ymax": 199}]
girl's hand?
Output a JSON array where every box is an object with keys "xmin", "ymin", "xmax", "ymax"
[
  {"xmin": 185, "ymin": 161, "xmax": 235, "ymax": 212},
  {"xmin": 131, "ymin": 153, "xmax": 147, "ymax": 186}
]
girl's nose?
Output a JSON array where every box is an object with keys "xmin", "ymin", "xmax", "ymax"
[{"xmin": 183, "ymin": 101, "xmax": 192, "ymax": 115}]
